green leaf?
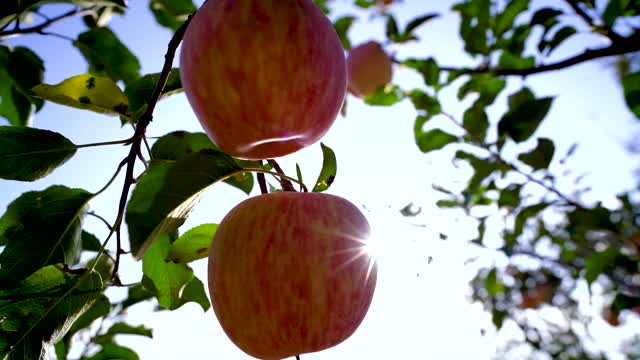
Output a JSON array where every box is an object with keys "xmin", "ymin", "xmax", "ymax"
[
  {"xmin": 518, "ymin": 138, "xmax": 555, "ymax": 170},
  {"xmin": 492, "ymin": 310, "xmax": 508, "ymax": 330},
  {"xmin": 493, "ymin": 0, "xmax": 529, "ymax": 37},
  {"xmin": 404, "ymin": 13, "xmax": 439, "ymax": 35},
  {"xmin": 404, "ymin": 58, "xmax": 440, "ymax": 88},
  {"xmin": 585, "ymin": 246, "xmax": 620, "ymax": 285},
  {"xmin": 498, "ymin": 184, "xmax": 522, "ymax": 208},
  {"xmin": 32, "ymin": 74, "xmax": 129, "ymax": 116},
  {"xmin": 0, "ymin": 126, "xmax": 76, "ymax": 181},
  {"xmin": 408, "ymin": 89, "xmax": 441, "ymax": 114},
  {"xmin": 543, "ymin": 26, "xmax": 577, "ymax": 55},
  {"xmin": 94, "ymin": 323, "xmax": 153, "ymax": 345},
  {"xmin": 0, "ymin": 185, "xmax": 93, "ymax": 285},
  {"xmin": 85, "ymin": 343, "xmax": 140, "ymax": 360},
  {"xmin": 498, "ymin": 51, "xmax": 535, "ymax": 69},
  {"xmin": 74, "ymin": 27, "xmax": 140, "ymax": 86},
  {"xmin": 485, "ymin": 268, "xmax": 504, "ymax": 296},
  {"xmin": 436, "ymin": 199, "xmax": 460, "ymax": 208},
  {"xmin": 363, "ymin": 85, "xmax": 404, "ymax": 106},
  {"xmin": 142, "ymin": 234, "xmax": 194, "ymax": 309},
  {"xmin": 458, "ymin": 75, "xmax": 506, "ymax": 106},
  {"xmin": 296, "ymin": 163, "xmax": 304, "ymax": 188},
  {"xmin": 149, "ymin": 0, "xmax": 196, "ymax": 32},
  {"xmin": 508, "ymin": 87, "xmax": 535, "ymax": 109},
  {"xmin": 167, "ymin": 223, "xmax": 217, "ymax": 263},
  {"xmin": 175, "ymin": 275, "xmax": 210, "ymax": 312},
  {"xmin": 0, "ymin": 266, "xmax": 103, "ymax": 359},
  {"xmin": 81, "ymin": 230, "xmax": 102, "ymax": 252},
  {"xmin": 333, "ymin": 16, "xmax": 356, "ymax": 50},
  {"xmin": 512, "ymin": 202, "xmax": 549, "ymax": 242},
  {"xmin": 312, "ymin": 143, "xmax": 337, "ymax": 193},
  {"xmin": 530, "ymin": 8, "xmax": 563, "ymax": 27},
  {"xmin": 385, "ymin": 14, "xmax": 400, "ymax": 41},
  {"xmin": 612, "ymin": 293, "xmax": 640, "ymax": 312},
  {"xmin": 462, "ymin": 102, "xmax": 489, "ymax": 141},
  {"xmin": 602, "ymin": 0, "xmax": 627, "ymax": 27},
  {"xmin": 150, "ymin": 131, "xmax": 254, "ymax": 194},
  {"xmin": 498, "ymin": 97, "xmax": 553, "ymax": 142},
  {"xmin": 64, "ymin": 294, "xmax": 111, "ymax": 342},
  {"xmin": 126, "ymin": 149, "xmax": 244, "ymax": 259},
  {"xmin": 416, "ymin": 129, "xmax": 458, "ymax": 153},
  {"xmin": 0, "ymin": 46, "xmax": 45, "ymax": 127},
  {"xmin": 119, "ymin": 282, "xmax": 154, "ymax": 313},
  {"xmin": 123, "ymin": 69, "xmax": 182, "ymax": 122},
  {"xmin": 59, "ymin": 294, "xmax": 111, "ymax": 357},
  {"xmin": 622, "ymin": 71, "xmax": 640, "ymax": 118}
]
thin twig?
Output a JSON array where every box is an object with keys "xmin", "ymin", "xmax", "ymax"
[
  {"xmin": 564, "ymin": 0, "xmax": 624, "ymax": 42},
  {"xmin": 257, "ymin": 161, "xmax": 268, "ymax": 194},
  {"xmin": 267, "ymin": 159, "xmax": 295, "ymax": 191},
  {"xmin": 0, "ymin": 6, "xmax": 97, "ymax": 39},
  {"xmin": 110, "ymin": 15, "xmax": 193, "ymax": 280},
  {"xmin": 441, "ymin": 111, "xmax": 585, "ymax": 209},
  {"xmin": 88, "ymin": 211, "xmax": 113, "ymax": 232}
]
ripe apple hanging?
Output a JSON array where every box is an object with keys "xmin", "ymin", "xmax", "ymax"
[
  {"xmin": 208, "ymin": 192, "xmax": 378, "ymax": 359},
  {"xmin": 180, "ymin": 0, "xmax": 347, "ymax": 160}
]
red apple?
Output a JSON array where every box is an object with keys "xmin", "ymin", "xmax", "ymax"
[
  {"xmin": 208, "ymin": 192, "xmax": 377, "ymax": 359},
  {"xmin": 180, "ymin": 0, "xmax": 347, "ymax": 160},
  {"xmin": 346, "ymin": 41, "xmax": 393, "ymax": 98}
]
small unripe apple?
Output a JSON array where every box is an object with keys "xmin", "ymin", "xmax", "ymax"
[
  {"xmin": 208, "ymin": 192, "xmax": 377, "ymax": 359},
  {"xmin": 346, "ymin": 41, "xmax": 393, "ymax": 98},
  {"xmin": 180, "ymin": 0, "xmax": 347, "ymax": 160}
]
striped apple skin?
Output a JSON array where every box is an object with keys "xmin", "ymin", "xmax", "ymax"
[
  {"xmin": 180, "ymin": 0, "xmax": 347, "ymax": 160},
  {"xmin": 208, "ymin": 192, "xmax": 377, "ymax": 359}
]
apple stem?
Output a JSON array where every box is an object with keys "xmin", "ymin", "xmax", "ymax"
[
  {"xmin": 267, "ymin": 159, "xmax": 296, "ymax": 192},
  {"xmin": 257, "ymin": 161, "xmax": 268, "ymax": 194}
]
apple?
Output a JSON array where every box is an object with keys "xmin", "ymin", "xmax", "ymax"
[
  {"xmin": 208, "ymin": 192, "xmax": 377, "ymax": 359},
  {"xmin": 180, "ymin": 0, "xmax": 347, "ymax": 160},
  {"xmin": 346, "ymin": 41, "xmax": 393, "ymax": 98}
]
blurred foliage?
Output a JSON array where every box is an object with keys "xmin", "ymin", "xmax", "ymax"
[{"xmin": 0, "ymin": 0, "xmax": 639, "ymax": 359}]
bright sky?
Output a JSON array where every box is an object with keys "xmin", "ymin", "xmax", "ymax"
[{"xmin": 1, "ymin": 0, "xmax": 639, "ymax": 359}]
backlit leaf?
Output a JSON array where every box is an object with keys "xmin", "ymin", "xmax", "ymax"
[
  {"xmin": 150, "ymin": 131, "xmax": 254, "ymax": 194},
  {"xmin": 126, "ymin": 149, "xmax": 243, "ymax": 259},
  {"xmin": 123, "ymin": 69, "xmax": 182, "ymax": 122},
  {"xmin": 416, "ymin": 129, "xmax": 458, "ymax": 153},
  {"xmin": 363, "ymin": 85, "xmax": 404, "ymax": 106},
  {"xmin": 75, "ymin": 27, "xmax": 140, "ymax": 86},
  {"xmin": 32, "ymin": 74, "xmax": 129, "ymax": 116},
  {"xmin": 312, "ymin": 143, "xmax": 337, "ymax": 192},
  {"xmin": 462, "ymin": 102, "xmax": 489, "ymax": 141},
  {"xmin": 0, "ymin": 185, "xmax": 93, "ymax": 285},
  {"xmin": 333, "ymin": 16, "xmax": 356, "ymax": 50},
  {"xmin": 149, "ymin": 0, "xmax": 196, "ymax": 32},
  {"xmin": 585, "ymin": 246, "xmax": 620, "ymax": 285},
  {"xmin": 622, "ymin": 71, "xmax": 640, "ymax": 119},
  {"xmin": 167, "ymin": 223, "xmax": 217, "ymax": 263},
  {"xmin": 142, "ymin": 234, "xmax": 194, "ymax": 309},
  {"xmin": 0, "ymin": 46, "xmax": 44, "ymax": 127},
  {"xmin": 0, "ymin": 126, "xmax": 76, "ymax": 181},
  {"xmin": 0, "ymin": 266, "xmax": 103, "ymax": 359},
  {"xmin": 518, "ymin": 138, "xmax": 555, "ymax": 170},
  {"xmin": 498, "ymin": 97, "xmax": 553, "ymax": 142}
]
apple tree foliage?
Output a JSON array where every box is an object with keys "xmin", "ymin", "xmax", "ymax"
[{"xmin": 0, "ymin": 0, "xmax": 639, "ymax": 359}]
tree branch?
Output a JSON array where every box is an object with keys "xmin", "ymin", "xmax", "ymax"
[
  {"xmin": 437, "ymin": 31, "xmax": 640, "ymax": 77},
  {"xmin": 564, "ymin": 0, "xmax": 624, "ymax": 43},
  {"xmin": 110, "ymin": 15, "xmax": 193, "ymax": 279},
  {"xmin": 0, "ymin": 7, "xmax": 96, "ymax": 39}
]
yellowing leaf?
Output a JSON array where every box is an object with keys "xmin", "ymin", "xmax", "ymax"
[{"xmin": 31, "ymin": 74, "xmax": 129, "ymax": 116}]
